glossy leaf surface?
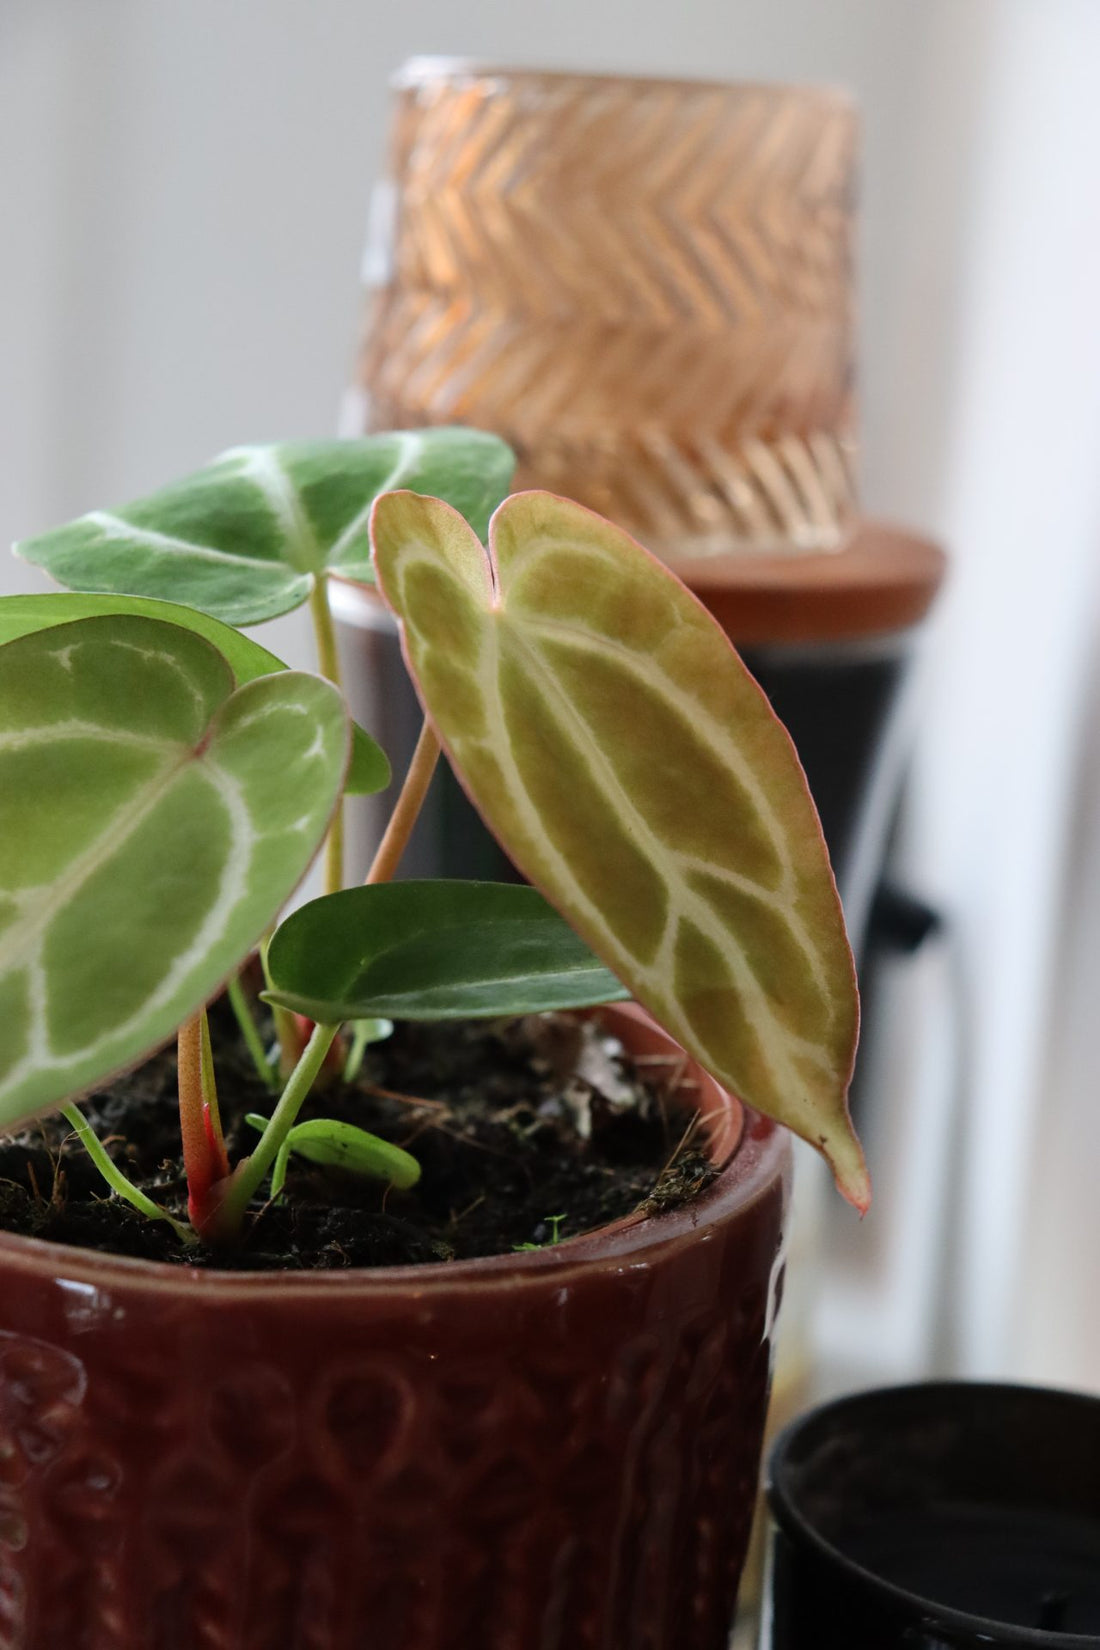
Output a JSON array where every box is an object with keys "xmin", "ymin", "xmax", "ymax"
[
  {"xmin": 0, "ymin": 592, "xmax": 388, "ymax": 794},
  {"xmin": 0, "ymin": 615, "xmax": 348, "ymax": 1126},
  {"xmin": 371, "ymin": 490, "xmax": 866, "ymax": 1208},
  {"xmin": 263, "ymin": 881, "xmax": 631, "ymax": 1023},
  {"xmin": 15, "ymin": 429, "xmax": 515, "ymax": 626}
]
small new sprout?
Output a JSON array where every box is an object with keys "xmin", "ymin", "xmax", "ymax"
[
  {"xmin": 244, "ymin": 1114, "xmax": 421, "ymax": 1201},
  {"xmin": 343, "ymin": 1018, "xmax": 395, "ymax": 1085},
  {"xmin": 514, "ymin": 1214, "xmax": 568, "ymax": 1252}
]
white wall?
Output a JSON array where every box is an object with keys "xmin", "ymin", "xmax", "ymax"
[
  {"xmin": 1, "ymin": 0, "xmax": 963, "ymax": 570},
  {"xmin": 899, "ymin": 0, "xmax": 1100, "ymax": 1382}
]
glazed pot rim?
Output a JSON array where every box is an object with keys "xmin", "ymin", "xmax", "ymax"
[
  {"xmin": 0, "ymin": 1004, "xmax": 789, "ymax": 1302},
  {"xmin": 767, "ymin": 1380, "xmax": 1100, "ymax": 1650},
  {"xmin": 391, "ymin": 57, "xmax": 856, "ymax": 109}
]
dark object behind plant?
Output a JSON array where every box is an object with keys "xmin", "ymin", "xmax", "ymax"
[{"xmin": 766, "ymin": 1383, "xmax": 1100, "ymax": 1649}]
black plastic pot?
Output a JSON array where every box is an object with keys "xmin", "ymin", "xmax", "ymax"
[{"xmin": 764, "ymin": 1382, "xmax": 1100, "ymax": 1648}]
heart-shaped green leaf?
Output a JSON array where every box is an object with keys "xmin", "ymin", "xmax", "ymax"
[
  {"xmin": 15, "ymin": 429, "xmax": 515, "ymax": 626},
  {"xmin": 371, "ymin": 490, "xmax": 866, "ymax": 1209},
  {"xmin": 0, "ymin": 592, "xmax": 389, "ymax": 795},
  {"xmin": 0, "ymin": 614, "xmax": 349, "ymax": 1127},
  {"xmin": 263, "ymin": 881, "xmax": 631, "ymax": 1023}
]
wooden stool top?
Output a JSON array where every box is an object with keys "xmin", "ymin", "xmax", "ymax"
[{"xmin": 672, "ymin": 519, "xmax": 947, "ymax": 645}]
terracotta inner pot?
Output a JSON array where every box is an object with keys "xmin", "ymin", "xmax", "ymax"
[{"xmin": 0, "ymin": 1004, "xmax": 790, "ymax": 1650}]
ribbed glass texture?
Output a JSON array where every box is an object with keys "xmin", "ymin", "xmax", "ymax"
[{"xmin": 354, "ymin": 61, "xmax": 858, "ymax": 558}]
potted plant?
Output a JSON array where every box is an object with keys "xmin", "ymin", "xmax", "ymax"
[{"xmin": 0, "ymin": 429, "xmax": 864, "ymax": 1649}]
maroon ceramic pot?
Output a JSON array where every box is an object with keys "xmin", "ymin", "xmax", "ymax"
[{"xmin": 0, "ymin": 1005, "xmax": 790, "ymax": 1650}]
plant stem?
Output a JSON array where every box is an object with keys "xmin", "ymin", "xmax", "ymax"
[
  {"xmin": 199, "ymin": 1010, "xmax": 229, "ymax": 1175},
  {"xmin": 178, "ymin": 1011, "xmax": 231, "ymax": 1234},
  {"xmin": 178, "ymin": 1013, "xmax": 208, "ymax": 1191},
  {"xmin": 270, "ymin": 1140, "xmax": 293, "ymax": 1202},
  {"xmin": 366, "ymin": 718, "xmax": 441, "ymax": 885},
  {"xmin": 260, "ymin": 934, "xmax": 306, "ymax": 1080},
  {"xmin": 309, "ymin": 573, "xmax": 344, "ymax": 687},
  {"xmin": 309, "ymin": 575, "xmax": 345, "ymax": 894},
  {"xmin": 243, "ymin": 1114, "xmax": 292, "ymax": 1201},
  {"xmin": 59, "ymin": 1103, "xmax": 195, "ymax": 1245},
  {"xmin": 227, "ymin": 973, "xmax": 278, "ymax": 1089},
  {"xmin": 217, "ymin": 1021, "xmax": 340, "ymax": 1226}
]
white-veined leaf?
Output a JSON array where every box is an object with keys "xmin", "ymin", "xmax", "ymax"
[
  {"xmin": 15, "ymin": 431, "xmax": 514, "ymax": 626},
  {"xmin": 0, "ymin": 592, "xmax": 388, "ymax": 794},
  {"xmin": 0, "ymin": 614, "xmax": 349, "ymax": 1127}
]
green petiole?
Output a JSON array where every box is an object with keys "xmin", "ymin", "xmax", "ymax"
[
  {"xmin": 227, "ymin": 973, "xmax": 279, "ymax": 1090},
  {"xmin": 245, "ymin": 1114, "xmax": 294, "ymax": 1201},
  {"xmin": 60, "ymin": 1102, "xmax": 196, "ymax": 1246},
  {"xmin": 260, "ymin": 933, "xmax": 305, "ymax": 1081},
  {"xmin": 309, "ymin": 575, "xmax": 345, "ymax": 896},
  {"xmin": 217, "ymin": 1020, "xmax": 340, "ymax": 1227}
]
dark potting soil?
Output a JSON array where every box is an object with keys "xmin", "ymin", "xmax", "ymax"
[{"xmin": 0, "ymin": 1004, "xmax": 718, "ymax": 1271}]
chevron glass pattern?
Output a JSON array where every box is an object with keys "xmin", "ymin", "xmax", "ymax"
[{"xmin": 355, "ymin": 62, "xmax": 858, "ymax": 559}]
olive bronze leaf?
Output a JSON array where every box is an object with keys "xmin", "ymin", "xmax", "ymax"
[{"xmin": 371, "ymin": 489, "xmax": 866, "ymax": 1209}]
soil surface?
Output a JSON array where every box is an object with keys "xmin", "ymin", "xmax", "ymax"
[{"xmin": 0, "ymin": 1003, "xmax": 717, "ymax": 1270}]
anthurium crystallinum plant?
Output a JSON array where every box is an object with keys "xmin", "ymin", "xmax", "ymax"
[
  {"xmin": 5, "ymin": 429, "xmax": 865, "ymax": 1233},
  {"xmin": 0, "ymin": 426, "xmax": 865, "ymax": 1650}
]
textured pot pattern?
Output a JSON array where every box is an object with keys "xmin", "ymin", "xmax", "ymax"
[{"xmin": 0, "ymin": 1007, "xmax": 789, "ymax": 1650}]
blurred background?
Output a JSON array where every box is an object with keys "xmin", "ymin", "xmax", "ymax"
[{"xmin": 3, "ymin": 0, "xmax": 1100, "ymax": 1398}]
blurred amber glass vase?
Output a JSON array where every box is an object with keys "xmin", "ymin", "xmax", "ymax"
[{"xmin": 354, "ymin": 60, "xmax": 858, "ymax": 558}]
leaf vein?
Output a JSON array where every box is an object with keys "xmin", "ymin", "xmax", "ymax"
[
  {"xmin": 85, "ymin": 512, "xmax": 286, "ymax": 575},
  {"xmin": 328, "ymin": 432, "xmax": 421, "ymax": 568},
  {"xmin": 503, "ymin": 625, "xmax": 830, "ymax": 1076}
]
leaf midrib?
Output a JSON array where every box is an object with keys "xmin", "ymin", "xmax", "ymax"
[
  {"xmin": 494, "ymin": 618, "xmax": 832, "ymax": 1080},
  {"xmin": 327, "ymin": 432, "xmax": 421, "ymax": 569},
  {"xmin": 224, "ymin": 448, "xmax": 324, "ymax": 575},
  {"xmin": 84, "ymin": 512, "xmax": 290, "ymax": 576},
  {"xmin": 513, "ymin": 609, "xmax": 798, "ymax": 868},
  {"xmin": 501, "ymin": 607, "xmax": 833, "ymax": 997}
]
